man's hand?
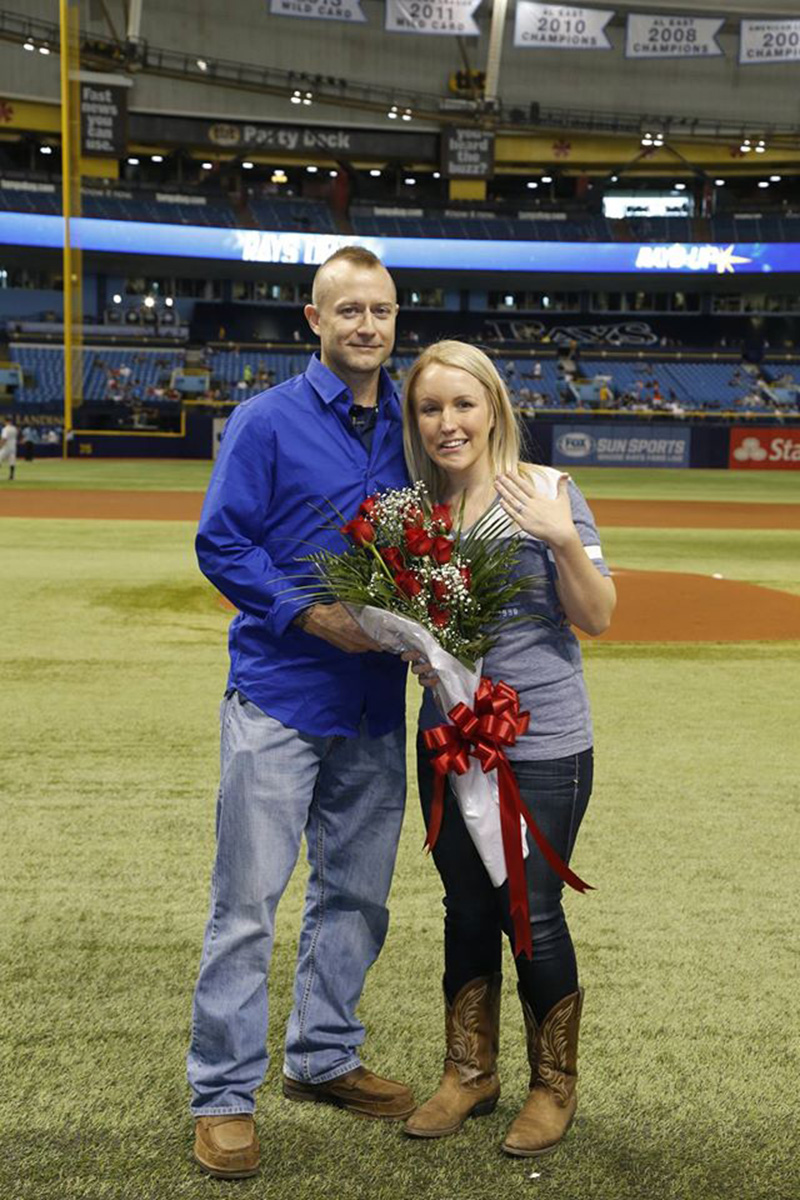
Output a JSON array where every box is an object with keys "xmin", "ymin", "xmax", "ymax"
[
  {"xmin": 401, "ymin": 650, "xmax": 440, "ymax": 689},
  {"xmin": 294, "ymin": 602, "xmax": 383, "ymax": 653}
]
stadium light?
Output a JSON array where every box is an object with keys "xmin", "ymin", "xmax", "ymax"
[
  {"xmin": 770, "ymin": 175, "xmax": 782, "ymax": 182},
  {"xmin": 610, "ymin": 175, "xmax": 619, "ymax": 183},
  {"xmin": 541, "ymin": 175, "xmax": 553, "ymax": 183},
  {"xmin": 740, "ymin": 139, "xmax": 752, "ymax": 152},
  {"xmin": 674, "ymin": 182, "xmax": 687, "ymax": 191},
  {"xmin": 112, "ymin": 294, "xmax": 122, "ymax": 304},
  {"xmin": 271, "ymin": 170, "xmax": 288, "ymax": 184},
  {"xmin": 291, "ymin": 90, "xmax": 302, "ymax": 105},
  {"xmin": 387, "ymin": 106, "xmax": 399, "ymax": 120},
  {"xmin": 38, "ymin": 43, "xmax": 50, "ymax": 55},
  {"xmin": 165, "ymin": 297, "xmax": 174, "ymax": 307},
  {"xmin": 526, "ymin": 181, "xmax": 538, "ymax": 189},
  {"xmin": 758, "ymin": 181, "xmax": 770, "ymax": 188},
  {"xmin": 196, "ymin": 59, "xmax": 208, "ymax": 71},
  {"xmin": 39, "ymin": 145, "xmax": 53, "ymax": 155},
  {"xmin": 201, "ymin": 161, "xmax": 213, "ymax": 170},
  {"xmin": 127, "ymin": 157, "xmax": 140, "ymax": 165},
  {"xmin": 369, "ymin": 169, "xmax": 381, "ymax": 177},
  {"xmin": 404, "ymin": 177, "xmax": 416, "ymax": 185},
  {"xmin": 401, "ymin": 108, "xmax": 412, "ymax": 121},
  {"xmin": 23, "ymin": 38, "xmax": 34, "ymax": 51},
  {"xmin": 329, "ymin": 169, "xmax": 338, "ymax": 177},
  {"xmin": 242, "ymin": 161, "xmax": 254, "ymax": 169},
  {"xmin": 715, "ymin": 179, "xmax": 725, "ymax": 186},
  {"xmin": 306, "ymin": 165, "xmax": 318, "ymax": 173},
  {"xmin": 432, "ymin": 171, "xmax": 441, "ymax": 179},
  {"xmin": 755, "ymin": 139, "xmax": 766, "ymax": 153},
  {"xmin": 151, "ymin": 155, "xmax": 164, "ymax": 163},
  {"xmin": 143, "ymin": 296, "xmax": 156, "ymax": 308},
  {"xmin": 641, "ymin": 134, "xmax": 653, "ymax": 147}
]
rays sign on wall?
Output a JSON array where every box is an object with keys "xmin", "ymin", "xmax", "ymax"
[
  {"xmin": 384, "ymin": 0, "xmax": 481, "ymax": 36},
  {"xmin": 513, "ymin": 4, "xmax": 613, "ymax": 51}
]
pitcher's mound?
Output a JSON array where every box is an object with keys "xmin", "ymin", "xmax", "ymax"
[{"xmin": 585, "ymin": 570, "xmax": 800, "ymax": 642}]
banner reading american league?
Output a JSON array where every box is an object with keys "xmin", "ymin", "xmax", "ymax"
[{"xmin": 514, "ymin": 3, "xmax": 613, "ymax": 51}]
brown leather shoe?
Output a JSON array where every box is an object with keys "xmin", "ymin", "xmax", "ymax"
[
  {"xmin": 404, "ymin": 974, "xmax": 501, "ymax": 1139},
  {"xmin": 502, "ymin": 987, "xmax": 584, "ymax": 1157},
  {"xmin": 194, "ymin": 1114, "xmax": 259, "ymax": 1179},
  {"xmin": 282, "ymin": 1066, "xmax": 415, "ymax": 1119}
]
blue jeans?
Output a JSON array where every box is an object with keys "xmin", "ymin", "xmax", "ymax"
[
  {"xmin": 187, "ymin": 692, "xmax": 406, "ymax": 1115},
  {"xmin": 418, "ymin": 737, "xmax": 593, "ymax": 1024}
]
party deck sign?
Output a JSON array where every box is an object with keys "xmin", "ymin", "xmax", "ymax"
[
  {"xmin": 385, "ymin": 0, "xmax": 481, "ymax": 36},
  {"xmin": 269, "ymin": 0, "xmax": 366, "ymax": 20},
  {"xmin": 740, "ymin": 19, "xmax": 800, "ymax": 65},
  {"xmin": 625, "ymin": 13, "xmax": 723, "ymax": 59},
  {"xmin": 513, "ymin": 4, "xmax": 613, "ymax": 51}
]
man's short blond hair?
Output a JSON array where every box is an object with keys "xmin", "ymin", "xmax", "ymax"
[{"xmin": 311, "ymin": 246, "xmax": 392, "ymax": 308}]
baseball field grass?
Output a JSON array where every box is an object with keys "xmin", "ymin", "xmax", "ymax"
[{"xmin": 1, "ymin": 463, "xmax": 799, "ymax": 1200}]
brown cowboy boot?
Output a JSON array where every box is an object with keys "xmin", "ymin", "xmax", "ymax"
[
  {"xmin": 502, "ymin": 987, "xmax": 583, "ymax": 1157},
  {"xmin": 404, "ymin": 974, "xmax": 501, "ymax": 1138}
]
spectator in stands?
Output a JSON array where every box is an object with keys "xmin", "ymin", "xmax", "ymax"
[
  {"xmin": 400, "ymin": 340, "xmax": 615, "ymax": 1157},
  {"xmin": 242, "ymin": 363, "xmax": 254, "ymax": 386},
  {"xmin": 1, "ymin": 416, "xmax": 18, "ymax": 479},
  {"xmin": 188, "ymin": 247, "xmax": 414, "ymax": 1181}
]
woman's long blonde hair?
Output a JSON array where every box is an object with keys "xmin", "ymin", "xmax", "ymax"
[{"xmin": 402, "ymin": 340, "xmax": 524, "ymax": 501}]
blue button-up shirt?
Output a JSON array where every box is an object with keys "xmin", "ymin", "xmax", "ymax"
[{"xmin": 196, "ymin": 355, "xmax": 410, "ymax": 737}]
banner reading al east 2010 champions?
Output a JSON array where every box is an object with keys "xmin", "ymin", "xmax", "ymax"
[{"xmin": 514, "ymin": 4, "xmax": 613, "ymax": 51}]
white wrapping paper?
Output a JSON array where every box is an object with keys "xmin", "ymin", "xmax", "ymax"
[{"xmin": 348, "ymin": 603, "xmax": 527, "ymax": 886}]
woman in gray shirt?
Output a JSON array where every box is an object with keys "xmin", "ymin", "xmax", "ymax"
[{"xmin": 401, "ymin": 340, "xmax": 616, "ymax": 1157}]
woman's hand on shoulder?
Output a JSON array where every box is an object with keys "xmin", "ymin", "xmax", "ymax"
[{"xmin": 495, "ymin": 471, "xmax": 578, "ymax": 550}]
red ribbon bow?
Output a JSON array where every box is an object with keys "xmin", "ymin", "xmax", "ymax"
[{"xmin": 422, "ymin": 678, "xmax": 593, "ymax": 960}]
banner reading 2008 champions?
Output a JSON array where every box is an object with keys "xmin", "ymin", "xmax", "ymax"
[
  {"xmin": 385, "ymin": 0, "xmax": 481, "ymax": 36},
  {"xmin": 625, "ymin": 13, "xmax": 723, "ymax": 59},
  {"xmin": 514, "ymin": 4, "xmax": 613, "ymax": 51}
]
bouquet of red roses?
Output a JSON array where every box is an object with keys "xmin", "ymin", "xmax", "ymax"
[{"xmin": 300, "ymin": 483, "xmax": 591, "ymax": 957}]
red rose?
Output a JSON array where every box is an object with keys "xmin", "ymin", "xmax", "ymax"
[
  {"xmin": 428, "ymin": 603, "xmax": 451, "ymax": 628},
  {"xmin": 341, "ymin": 517, "xmax": 375, "ymax": 546},
  {"xmin": 380, "ymin": 546, "xmax": 404, "ymax": 572},
  {"xmin": 404, "ymin": 526, "xmax": 434, "ymax": 557},
  {"xmin": 359, "ymin": 495, "xmax": 379, "ymax": 518},
  {"xmin": 459, "ymin": 565, "xmax": 472, "ymax": 591},
  {"xmin": 395, "ymin": 569, "xmax": 423, "ymax": 598},
  {"xmin": 431, "ymin": 536, "xmax": 454, "ymax": 565},
  {"xmin": 431, "ymin": 578, "xmax": 449, "ymax": 604},
  {"xmin": 403, "ymin": 507, "xmax": 425, "ymax": 529},
  {"xmin": 430, "ymin": 503, "xmax": 453, "ymax": 532}
]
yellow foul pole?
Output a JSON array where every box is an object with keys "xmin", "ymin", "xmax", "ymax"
[{"xmin": 59, "ymin": 0, "xmax": 83, "ymax": 459}]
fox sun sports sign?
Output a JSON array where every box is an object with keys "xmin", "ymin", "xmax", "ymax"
[
  {"xmin": 553, "ymin": 424, "xmax": 690, "ymax": 468},
  {"xmin": 730, "ymin": 427, "xmax": 800, "ymax": 470}
]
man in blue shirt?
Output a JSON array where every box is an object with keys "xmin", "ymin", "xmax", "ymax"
[{"xmin": 188, "ymin": 248, "xmax": 413, "ymax": 1179}]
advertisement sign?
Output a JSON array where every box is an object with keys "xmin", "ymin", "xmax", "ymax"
[
  {"xmin": 729, "ymin": 428, "xmax": 800, "ymax": 470},
  {"xmin": 2, "ymin": 214, "xmax": 800, "ymax": 275},
  {"xmin": 80, "ymin": 83, "xmax": 127, "ymax": 157},
  {"xmin": 625, "ymin": 13, "xmax": 723, "ymax": 59},
  {"xmin": 553, "ymin": 424, "xmax": 691, "ymax": 468},
  {"xmin": 513, "ymin": 3, "xmax": 613, "ymax": 51},
  {"xmin": 269, "ymin": 0, "xmax": 366, "ymax": 21},
  {"xmin": 385, "ymin": 0, "xmax": 481, "ymax": 36},
  {"xmin": 739, "ymin": 19, "xmax": 800, "ymax": 66},
  {"xmin": 441, "ymin": 128, "xmax": 494, "ymax": 179}
]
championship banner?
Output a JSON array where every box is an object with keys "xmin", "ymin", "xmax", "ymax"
[
  {"xmin": 269, "ymin": 0, "xmax": 366, "ymax": 22},
  {"xmin": 739, "ymin": 19, "xmax": 800, "ymax": 66},
  {"xmin": 385, "ymin": 0, "xmax": 481, "ymax": 36},
  {"xmin": 513, "ymin": 3, "xmax": 613, "ymax": 51},
  {"xmin": 625, "ymin": 13, "xmax": 723, "ymax": 59}
]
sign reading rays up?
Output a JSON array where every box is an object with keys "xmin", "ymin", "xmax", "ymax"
[
  {"xmin": 513, "ymin": 4, "xmax": 613, "ymax": 51},
  {"xmin": 268, "ymin": 0, "xmax": 366, "ymax": 22},
  {"xmin": 625, "ymin": 13, "xmax": 723, "ymax": 59},
  {"xmin": 80, "ymin": 83, "xmax": 127, "ymax": 157},
  {"xmin": 442, "ymin": 128, "xmax": 495, "ymax": 178},
  {"xmin": 385, "ymin": 0, "xmax": 481, "ymax": 37}
]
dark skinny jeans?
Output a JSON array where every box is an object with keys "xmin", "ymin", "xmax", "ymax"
[{"xmin": 417, "ymin": 736, "xmax": 593, "ymax": 1025}]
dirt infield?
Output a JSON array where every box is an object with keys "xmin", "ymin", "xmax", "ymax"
[
  {"xmin": 4, "ymin": 488, "xmax": 800, "ymax": 642},
  {"xmin": 2, "ymin": 489, "xmax": 800, "ymax": 529}
]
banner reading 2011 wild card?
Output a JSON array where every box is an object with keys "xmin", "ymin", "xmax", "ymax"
[
  {"xmin": 625, "ymin": 13, "xmax": 723, "ymax": 59},
  {"xmin": 513, "ymin": 4, "xmax": 613, "ymax": 51},
  {"xmin": 385, "ymin": 0, "xmax": 481, "ymax": 36}
]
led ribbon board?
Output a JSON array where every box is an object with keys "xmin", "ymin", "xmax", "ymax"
[{"xmin": 1, "ymin": 213, "xmax": 799, "ymax": 274}]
